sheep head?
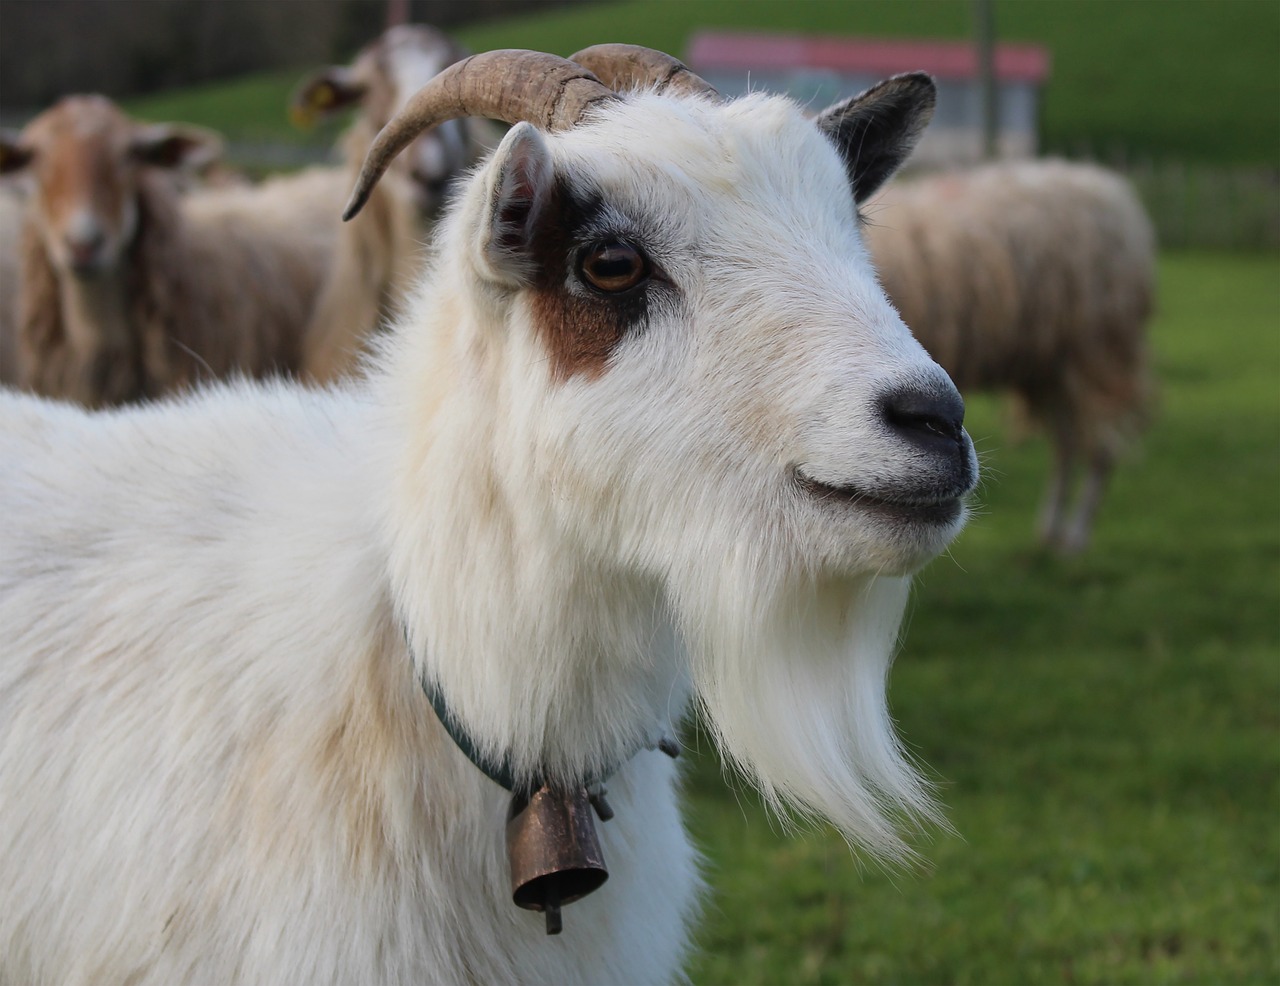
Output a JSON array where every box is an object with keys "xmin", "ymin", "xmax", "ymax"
[
  {"xmin": 292, "ymin": 24, "xmax": 483, "ymax": 216},
  {"xmin": 0, "ymin": 95, "xmax": 221, "ymax": 277},
  {"xmin": 377, "ymin": 47, "xmax": 977, "ymax": 856}
]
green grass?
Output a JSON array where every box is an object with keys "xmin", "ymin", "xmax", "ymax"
[
  {"xmin": 124, "ymin": 71, "xmax": 323, "ymax": 147},
  {"xmin": 121, "ymin": 0, "xmax": 1278, "ymax": 167},
  {"xmin": 121, "ymin": 71, "xmax": 342, "ymax": 164},
  {"xmin": 681, "ymin": 252, "xmax": 1280, "ymax": 985}
]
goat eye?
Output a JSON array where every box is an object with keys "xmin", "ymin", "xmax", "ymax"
[{"xmin": 578, "ymin": 240, "xmax": 649, "ymax": 293}]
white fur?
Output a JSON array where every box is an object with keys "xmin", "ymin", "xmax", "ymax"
[{"xmin": 0, "ymin": 86, "xmax": 972, "ymax": 983}]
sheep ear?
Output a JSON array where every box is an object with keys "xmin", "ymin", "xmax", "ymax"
[
  {"xmin": 0, "ymin": 130, "xmax": 34, "ymax": 175},
  {"xmin": 478, "ymin": 123, "xmax": 554, "ymax": 285},
  {"xmin": 815, "ymin": 72, "xmax": 936, "ymax": 204},
  {"xmin": 129, "ymin": 124, "xmax": 225, "ymax": 172},
  {"xmin": 291, "ymin": 67, "xmax": 368, "ymax": 128}
]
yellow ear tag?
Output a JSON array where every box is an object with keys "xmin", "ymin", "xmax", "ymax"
[
  {"xmin": 290, "ymin": 81, "xmax": 337, "ymax": 130},
  {"xmin": 314, "ymin": 83, "xmax": 336, "ymax": 109}
]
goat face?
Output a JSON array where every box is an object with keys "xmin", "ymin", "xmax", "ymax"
[
  {"xmin": 363, "ymin": 54, "xmax": 975, "ymax": 854},
  {"xmin": 293, "ymin": 25, "xmax": 473, "ymax": 216},
  {"xmin": 0, "ymin": 96, "xmax": 220, "ymax": 277},
  {"xmin": 466, "ymin": 86, "xmax": 977, "ymax": 580}
]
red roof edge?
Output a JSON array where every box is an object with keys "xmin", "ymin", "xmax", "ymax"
[{"xmin": 687, "ymin": 31, "xmax": 1051, "ymax": 84}]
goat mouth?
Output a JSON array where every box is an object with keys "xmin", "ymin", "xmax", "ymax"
[{"xmin": 793, "ymin": 469, "xmax": 964, "ymax": 526}]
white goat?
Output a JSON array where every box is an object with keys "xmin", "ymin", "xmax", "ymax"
[
  {"xmin": 864, "ymin": 159, "xmax": 1156, "ymax": 553},
  {"xmin": 292, "ymin": 24, "xmax": 500, "ymax": 382},
  {"xmin": 0, "ymin": 47, "xmax": 976, "ymax": 984},
  {"xmin": 0, "ymin": 96, "xmax": 338, "ymax": 407}
]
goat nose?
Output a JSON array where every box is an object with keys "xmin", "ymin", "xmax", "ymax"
[{"xmin": 880, "ymin": 384, "xmax": 966, "ymax": 450}]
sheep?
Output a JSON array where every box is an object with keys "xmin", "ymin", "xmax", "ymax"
[
  {"xmin": 863, "ymin": 158, "xmax": 1156, "ymax": 553},
  {"xmin": 0, "ymin": 95, "xmax": 341, "ymax": 407},
  {"xmin": 291, "ymin": 24, "xmax": 501, "ymax": 382},
  {"xmin": 0, "ymin": 126, "xmax": 255, "ymax": 390},
  {"xmin": 0, "ymin": 46, "xmax": 977, "ymax": 984}
]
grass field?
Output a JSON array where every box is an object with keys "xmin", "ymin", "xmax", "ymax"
[
  {"xmin": 680, "ymin": 251, "xmax": 1280, "ymax": 985},
  {"xmin": 122, "ymin": 0, "xmax": 1279, "ymax": 167}
]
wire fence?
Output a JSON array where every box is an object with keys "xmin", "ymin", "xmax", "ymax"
[{"xmin": 1124, "ymin": 161, "xmax": 1279, "ymax": 252}]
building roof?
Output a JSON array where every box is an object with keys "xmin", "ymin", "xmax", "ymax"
[{"xmin": 687, "ymin": 31, "xmax": 1051, "ymax": 85}]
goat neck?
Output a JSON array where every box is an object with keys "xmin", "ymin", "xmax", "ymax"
[{"xmin": 376, "ymin": 284, "xmax": 687, "ymax": 792}]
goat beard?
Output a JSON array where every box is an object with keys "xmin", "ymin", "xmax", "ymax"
[{"xmin": 674, "ymin": 562, "xmax": 942, "ymax": 860}]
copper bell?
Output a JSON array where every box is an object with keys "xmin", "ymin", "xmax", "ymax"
[{"xmin": 506, "ymin": 784, "xmax": 609, "ymax": 934}]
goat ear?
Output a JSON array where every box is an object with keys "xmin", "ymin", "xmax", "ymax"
[
  {"xmin": 0, "ymin": 130, "xmax": 34, "ymax": 175},
  {"xmin": 478, "ymin": 123, "xmax": 554, "ymax": 285},
  {"xmin": 129, "ymin": 124, "xmax": 225, "ymax": 172},
  {"xmin": 815, "ymin": 72, "xmax": 936, "ymax": 204},
  {"xmin": 291, "ymin": 68, "xmax": 368, "ymax": 128}
]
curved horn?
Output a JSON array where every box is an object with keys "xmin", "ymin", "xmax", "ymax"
[
  {"xmin": 569, "ymin": 44, "xmax": 718, "ymax": 99},
  {"xmin": 343, "ymin": 49, "xmax": 617, "ymax": 221}
]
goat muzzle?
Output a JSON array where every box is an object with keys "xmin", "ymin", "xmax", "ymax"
[{"xmin": 506, "ymin": 784, "xmax": 609, "ymax": 935}]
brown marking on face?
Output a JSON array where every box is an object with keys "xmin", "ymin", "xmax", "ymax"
[{"xmin": 525, "ymin": 180, "xmax": 654, "ymax": 383}]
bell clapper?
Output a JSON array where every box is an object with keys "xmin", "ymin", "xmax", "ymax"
[{"xmin": 544, "ymin": 883, "xmax": 563, "ymax": 935}]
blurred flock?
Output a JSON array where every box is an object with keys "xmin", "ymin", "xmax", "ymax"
[{"xmin": 0, "ymin": 1, "xmax": 1275, "ymax": 983}]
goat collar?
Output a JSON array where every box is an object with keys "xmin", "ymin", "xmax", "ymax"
[
  {"xmin": 409, "ymin": 634, "xmax": 680, "ymax": 934},
  {"xmin": 419, "ymin": 673, "xmax": 679, "ymax": 792},
  {"xmin": 401, "ymin": 621, "xmax": 535, "ymax": 792},
  {"xmin": 419, "ymin": 675, "xmax": 527, "ymax": 793},
  {"xmin": 407, "ymin": 624, "xmax": 679, "ymax": 793}
]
